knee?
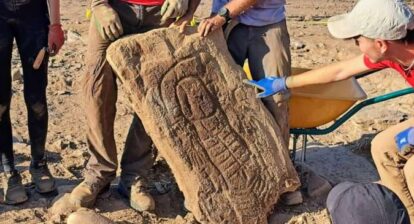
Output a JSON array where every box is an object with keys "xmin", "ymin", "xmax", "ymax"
[{"xmin": 29, "ymin": 102, "xmax": 47, "ymax": 119}]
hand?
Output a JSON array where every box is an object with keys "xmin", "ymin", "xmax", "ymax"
[
  {"xmin": 198, "ymin": 15, "xmax": 226, "ymax": 37},
  {"xmin": 243, "ymin": 76, "xmax": 287, "ymax": 98},
  {"xmin": 161, "ymin": 0, "xmax": 189, "ymax": 25},
  {"xmin": 48, "ymin": 24, "xmax": 65, "ymax": 56},
  {"xmin": 92, "ymin": 4, "xmax": 123, "ymax": 41},
  {"xmin": 170, "ymin": 12, "xmax": 193, "ymax": 33},
  {"xmin": 395, "ymin": 127, "xmax": 414, "ymax": 155}
]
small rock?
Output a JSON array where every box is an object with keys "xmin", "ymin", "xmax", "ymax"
[
  {"xmin": 67, "ymin": 209, "xmax": 115, "ymax": 224},
  {"xmin": 12, "ymin": 68, "xmax": 22, "ymax": 81},
  {"xmin": 53, "ymin": 139, "xmax": 69, "ymax": 151},
  {"xmin": 291, "ymin": 40, "xmax": 306, "ymax": 50},
  {"xmin": 71, "ymin": 149, "xmax": 87, "ymax": 158},
  {"xmin": 74, "ymin": 63, "xmax": 83, "ymax": 70},
  {"xmin": 65, "ymin": 78, "xmax": 73, "ymax": 87},
  {"xmin": 67, "ymin": 30, "xmax": 82, "ymax": 43},
  {"xmin": 316, "ymin": 43, "xmax": 326, "ymax": 48},
  {"xmin": 12, "ymin": 134, "xmax": 24, "ymax": 143},
  {"xmin": 293, "ymin": 16, "xmax": 305, "ymax": 21}
]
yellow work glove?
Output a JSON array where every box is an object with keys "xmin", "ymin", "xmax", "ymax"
[
  {"xmin": 160, "ymin": 0, "xmax": 189, "ymax": 24},
  {"xmin": 92, "ymin": 3, "xmax": 123, "ymax": 41}
]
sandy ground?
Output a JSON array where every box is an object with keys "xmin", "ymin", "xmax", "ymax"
[{"xmin": 1, "ymin": 0, "xmax": 414, "ymax": 223}]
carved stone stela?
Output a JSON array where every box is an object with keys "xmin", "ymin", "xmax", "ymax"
[{"xmin": 106, "ymin": 27, "xmax": 300, "ymax": 224}]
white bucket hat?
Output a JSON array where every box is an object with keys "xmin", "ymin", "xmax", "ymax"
[{"xmin": 328, "ymin": 0, "xmax": 414, "ymax": 40}]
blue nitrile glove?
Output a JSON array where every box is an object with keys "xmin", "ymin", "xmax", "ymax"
[
  {"xmin": 395, "ymin": 127, "xmax": 414, "ymax": 155},
  {"xmin": 243, "ymin": 76, "xmax": 287, "ymax": 98}
]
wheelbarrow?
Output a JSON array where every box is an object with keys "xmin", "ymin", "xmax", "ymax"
[{"xmin": 243, "ymin": 65, "xmax": 414, "ymax": 164}]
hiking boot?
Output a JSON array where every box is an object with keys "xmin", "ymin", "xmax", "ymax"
[
  {"xmin": 118, "ymin": 177, "xmax": 155, "ymax": 212},
  {"xmin": 2, "ymin": 170, "xmax": 28, "ymax": 205},
  {"xmin": 30, "ymin": 160, "xmax": 56, "ymax": 193},
  {"xmin": 280, "ymin": 190, "xmax": 303, "ymax": 206},
  {"xmin": 301, "ymin": 164, "xmax": 332, "ymax": 198},
  {"xmin": 69, "ymin": 179, "xmax": 110, "ymax": 208}
]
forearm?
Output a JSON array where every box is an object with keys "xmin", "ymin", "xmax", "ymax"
[
  {"xmin": 286, "ymin": 54, "xmax": 369, "ymax": 89},
  {"xmin": 224, "ymin": 0, "xmax": 257, "ymax": 18},
  {"xmin": 48, "ymin": 0, "xmax": 61, "ymax": 25}
]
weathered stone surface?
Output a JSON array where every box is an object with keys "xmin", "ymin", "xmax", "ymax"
[{"xmin": 106, "ymin": 27, "xmax": 300, "ymax": 224}]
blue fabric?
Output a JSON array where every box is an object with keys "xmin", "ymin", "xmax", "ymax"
[
  {"xmin": 212, "ymin": 0, "xmax": 286, "ymax": 26},
  {"xmin": 243, "ymin": 76, "xmax": 287, "ymax": 98},
  {"xmin": 395, "ymin": 127, "xmax": 414, "ymax": 152}
]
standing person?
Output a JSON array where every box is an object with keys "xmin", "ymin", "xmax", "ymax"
[
  {"xmin": 198, "ymin": 0, "xmax": 291, "ymax": 145},
  {"xmin": 244, "ymin": 0, "xmax": 414, "ymax": 221},
  {"xmin": 197, "ymin": 0, "xmax": 302, "ymax": 205},
  {"xmin": 64, "ymin": 0, "xmax": 199, "ymax": 212},
  {"xmin": 0, "ymin": 0, "xmax": 64, "ymax": 204}
]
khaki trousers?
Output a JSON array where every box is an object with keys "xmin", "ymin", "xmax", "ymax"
[
  {"xmin": 371, "ymin": 118, "xmax": 414, "ymax": 222},
  {"xmin": 227, "ymin": 20, "xmax": 291, "ymax": 144},
  {"xmin": 82, "ymin": 0, "xmax": 166, "ymax": 183}
]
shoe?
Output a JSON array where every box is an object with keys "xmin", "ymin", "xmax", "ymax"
[
  {"xmin": 69, "ymin": 179, "xmax": 110, "ymax": 208},
  {"xmin": 67, "ymin": 209, "xmax": 115, "ymax": 224},
  {"xmin": 302, "ymin": 165, "xmax": 332, "ymax": 198},
  {"xmin": 118, "ymin": 177, "xmax": 155, "ymax": 212},
  {"xmin": 2, "ymin": 170, "xmax": 28, "ymax": 205},
  {"xmin": 30, "ymin": 160, "xmax": 56, "ymax": 193},
  {"xmin": 280, "ymin": 190, "xmax": 303, "ymax": 205}
]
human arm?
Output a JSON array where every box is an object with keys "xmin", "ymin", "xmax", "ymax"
[
  {"xmin": 286, "ymin": 54, "xmax": 371, "ymax": 88},
  {"xmin": 198, "ymin": 0, "xmax": 257, "ymax": 37},
  {"xmin": 47, "ymin": 0, "xmax": 64, "ymax": 56},
  {"xmin": 244, "ymin": 54, "xmax": 374, "ymax": 98},
  {"xmin": 172, "ymin": 0, "xmax": 201, "ymax": 33},
  {"xmin": 91, "ymin": 0, "xmax": 123, "ymax": 41}
]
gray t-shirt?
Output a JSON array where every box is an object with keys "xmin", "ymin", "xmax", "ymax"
[{"xmin": 212, "ymin": 0, "xmax": 286, "ymax": 26}]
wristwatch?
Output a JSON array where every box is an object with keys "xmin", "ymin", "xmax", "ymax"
[{"xmin": 218, "ymin": 6, "xmax": 231, "ymax": 22}]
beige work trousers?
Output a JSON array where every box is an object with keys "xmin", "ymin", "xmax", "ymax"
[
  {"xmin": 227, "ymin": 20, "xmax": 291, "ymax": 144},
  {"xmin": 82, "ymin": 1, "xmax": 167, "ymax": 184},
  {"xmin": 371, "ymin": 118, "xmax": 414, "ymax": 222}
]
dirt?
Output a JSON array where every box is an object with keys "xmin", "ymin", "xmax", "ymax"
[{"xmin": 1, "ymin": 0, "xmax": 413, "ymax": 223}]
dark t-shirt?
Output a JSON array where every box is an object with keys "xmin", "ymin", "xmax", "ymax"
[{"xmin": 364, "ymin": 55, "xmax": 414, "ymax": 87}]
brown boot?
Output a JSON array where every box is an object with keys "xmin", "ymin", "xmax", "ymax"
[
  {"xmin": 69, "ymin": 179, "xmax": 110, "ymax": 208},
  {"xmin": 2, "ymin": 170, "xmax": 28, "ymax": 205},
  {"xmin": 30, "ymin": 160, "xmax": 56, "ymax": 193},
  {"xmin": 67, "ymin": 209, "xmax": 115, "ymax": 224},
  {"xmin": 118, "ymin": 177, "xmax": 155, "ymax": 212},
  {"xmin": 302, "ymin": 165, "xmax": 332, "ymax": 198},
  {"xmin": 280, "ymin": 190, "xmax": 303, "ymax": 206}
]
